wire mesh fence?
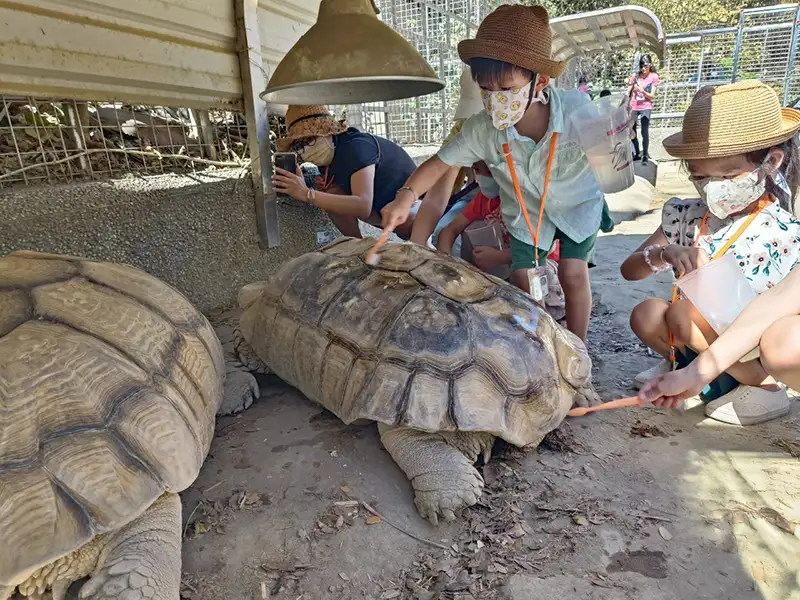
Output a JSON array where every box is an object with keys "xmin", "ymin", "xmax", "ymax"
[{"xmin": 0, "ymin": 97, "xmax": 252, "ymax": 187}]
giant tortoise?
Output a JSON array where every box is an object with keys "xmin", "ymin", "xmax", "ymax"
[
  {"xmin": 225, "ymin": 238, "xmax": 598, "ymax": 524},
  {"xmin": 0, "ymin": 251, "xmax": 253, "ymax": 600}
]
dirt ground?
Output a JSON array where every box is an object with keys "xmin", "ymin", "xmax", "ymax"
[{"xmin": 181, "ymin": 162, "xmax": 800, "ymax": 600}]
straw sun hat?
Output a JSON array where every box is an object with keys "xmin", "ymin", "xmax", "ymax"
[
  {"xmin": 457, "ymin": 5, "xmax": 566, "ymax": 78},
  {"xmin": 663, "ymin": 80, "xmax": 800, "ymax": 159},
  {"xmin": 276, "ymin": 105, "xmax": 348, "ymax": 152}
]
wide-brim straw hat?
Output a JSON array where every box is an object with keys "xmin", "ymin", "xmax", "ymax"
[
  {"xmin": 663, "ymin": 81, "xmax": 800, "ymax": 159},
  {"xmin": 457, "ymin": 5, "xmax": 566, "ymax": 78},
  {"xmin": 276, "ymin": 105, "xmax": 348, "ymax": 152}
]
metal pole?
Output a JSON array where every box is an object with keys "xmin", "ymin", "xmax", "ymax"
[
  {"xmin": 731, "ymin": 10, "xmax": 746, "ymax": 83},
  {"xmin": 235, "ymin": 0, "xmax": 280, "ymax": 248},
  {"xmin": 783, "ymin": 5, "xmax": 800, "ymax": 105},
  {"xmin": 696, "ymin": 46, "xmax": 705, "ymax": 91}
]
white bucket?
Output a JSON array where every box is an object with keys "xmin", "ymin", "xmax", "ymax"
[
  {"xmin": 570, "ymin": 97, "xmax": 635, "ymax": 194},
  {"xmin": 677, "ymin": 253, "xmax": 760, "ymax": 362}
]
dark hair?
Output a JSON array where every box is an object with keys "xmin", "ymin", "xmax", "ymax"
[
  {"xmin": 578, "ymin": 75, "xmax": 588, "ymax": 85},
  {"xmin": 753, "ymin": 136, "xmax": 800, "ymax": 212},
  {"xmin": 599, "ymin": 89, "xmax": 612, "ymax": 97},
  {"xmin": 470, "ymin": 57, "xmax": 534, "ymax": 88},
  {"xmin": 639, "ymin": 54, "xmax": 656, "ymax": 74}
]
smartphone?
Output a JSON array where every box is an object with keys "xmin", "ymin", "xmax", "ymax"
[{"xmin": 274, "ymin": 152, "xmax": 297, "ymax": 174}]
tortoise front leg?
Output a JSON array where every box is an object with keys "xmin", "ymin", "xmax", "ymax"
[
  {"xmin": 78, "ymin": 493, "xmax": 181, "ymax": 600},
  {"xmin": 378, "ymin": 424, "xmax": 488, "ymax": 525}
]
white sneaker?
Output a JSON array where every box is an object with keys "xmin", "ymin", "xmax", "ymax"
[
  {"xmin": 634, "ymin": 359, "xmax": 672, "ymax": 389},
  {"xmin": 704, "ymin": 385, "xmax": 791, "ymax": 426}
]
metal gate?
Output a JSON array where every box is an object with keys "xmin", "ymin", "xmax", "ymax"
[{"xmin": 655, "ymin": 4, "xmax": 800, "ymax": 126}]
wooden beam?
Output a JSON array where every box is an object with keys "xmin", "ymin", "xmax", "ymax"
[
  {"xmin": 622, "ymin": 12, "xmax": 640, "ymax": 52},
  {"xmin": 552, "ymin": 22, "xmax": 584, "ymax": 61},
  {"xmin": 235, "ymin": 0, "xmax": 280, "ymax": 248},
  {"xmin": 587, "ymin": 17, "xmax": 613, "ymax": 53}
]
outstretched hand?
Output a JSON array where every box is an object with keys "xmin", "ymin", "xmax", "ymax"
[{"xmin": 638, "ymin": 362, "xmax": 707, "ymax": 409}]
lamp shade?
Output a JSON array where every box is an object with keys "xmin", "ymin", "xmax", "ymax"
[{"xmin": 261, "ymin": 0, "xmax": 444, "ymax": 104}]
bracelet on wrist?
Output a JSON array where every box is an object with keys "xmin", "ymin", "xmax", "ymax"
[
  {"xmin": 643, "ymin": 244, "xmax": 669, "ymax": 273},
  {"xmin": 396, "ymin": 186, "xmax": 417, "ymax": 202},
  {"xmin": 306, "ymin": 188, "xmax": 316, "ymax": 205}
]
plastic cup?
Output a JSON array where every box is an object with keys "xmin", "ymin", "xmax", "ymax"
[
  {"xmin": 461, "ymin": 220, "xmax": 511, "ymax": 279},
  {"xmin": 570, "ymin": 97, "xmax": 635, "ymax": 194},
  {"xmin": 677, "ymin": 253, "xmax": 760, "ymax": 361}
]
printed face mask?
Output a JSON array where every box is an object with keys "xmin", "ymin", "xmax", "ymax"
[
  {"xmin": 693, "ymin": 169, "xmax": 766, "ymax": 218},
  {"xmin": 481, "ymin": 78, "xmax": 548, "ymax": 131},
  {"xmin": 300, "ymin": 136, "xmax": 335, "ymax": 166}
]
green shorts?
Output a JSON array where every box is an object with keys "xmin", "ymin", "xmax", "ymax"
[
  {"xmin": 509, "ymin": 229, "xmax": 598, "ymax": 270},
  {"xmin": 508, "ymin": 200, "xmax": 612, "ymax": 271}
]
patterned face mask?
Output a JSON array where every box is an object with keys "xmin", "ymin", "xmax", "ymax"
[
  {"xmin": 481, "ymin": 79, "xmax": 547, "ymax": 131},
  {"xmin": 693, "ymin": 153, "xmax": 779, "ymax": 218}
]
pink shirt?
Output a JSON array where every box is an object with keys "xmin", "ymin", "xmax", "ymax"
[{"xmin": 630, "ymin": 72, "xmax": 659, "ymax": 111}]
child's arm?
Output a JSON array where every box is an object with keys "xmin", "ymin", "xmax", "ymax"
[
  {"xmin": 411, "ymin": 165, "xmax": 462, "ymax": 245},
  {"xmin": 436, "ymin": 214, "xmax": 471, "ymax": 254},
  {"xmin": 620, "ymin": 228, "xmax": 669, "ymax": 281}
]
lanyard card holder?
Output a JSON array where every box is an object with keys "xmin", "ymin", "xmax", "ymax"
[{"xmin": 528, "ymin": 264, "xmax": 549, "ymax": 303}]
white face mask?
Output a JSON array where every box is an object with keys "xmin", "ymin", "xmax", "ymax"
[
  {"xmin": 300, "ymin": 136, "xmax": 335, "ymax": 166},
  {"xmin": 481, "ymin": 78, "xmax": 549, "ymax": 131},
  {"xmin": 693, "ymin": 153, "xmax": 781, "ymax": 218}
]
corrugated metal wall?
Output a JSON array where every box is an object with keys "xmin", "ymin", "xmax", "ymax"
[{"xmin": 0, "ymin": 0, "xmax": 319, "ymax": 109}]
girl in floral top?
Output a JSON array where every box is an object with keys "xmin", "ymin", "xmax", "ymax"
[{"xmin": 620, "ymin": 80, "xmax": 800, "ymax": 426}]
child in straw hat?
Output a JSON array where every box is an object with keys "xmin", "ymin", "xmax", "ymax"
[
  {"xmin": 272, "ymin": 105, "xmax": 418, "ymax": 239},
  {"xmin": 381, "ymin": 4, "xmax": 610, "ymax": 342},
  {"xmin": 620, "ymin": 80, "xmax": 800, "ymax": 425}
]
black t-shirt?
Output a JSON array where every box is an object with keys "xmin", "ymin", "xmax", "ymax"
[{"xmin": 326, "ymin": 128, "xmax": 416, "ymax": 213}]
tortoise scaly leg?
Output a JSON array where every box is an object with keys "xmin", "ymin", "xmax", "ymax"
[
  {"xmin": 78, "ymin": 493, "xmax": 181, "ymax": 600},
  {"xmin": 216, "ymin": 323, "xmax": 263, "ymax": 416},
  {"xmin": 378, "ymin": 424, "xmax": 491, "ymax": 525}
]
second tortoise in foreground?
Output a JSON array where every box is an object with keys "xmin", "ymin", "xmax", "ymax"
[{"xmin": 226, "ymin": 238, "xmax": 599, "ymax": 524}]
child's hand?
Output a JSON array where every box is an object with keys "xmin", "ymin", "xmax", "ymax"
[
  {"xmin": 662, "ymin": 245, "xmax": 709, "ymax": 277},
  {"xmin": 472, "ymin": 246, "xmax": 505, "ymax": 271}
]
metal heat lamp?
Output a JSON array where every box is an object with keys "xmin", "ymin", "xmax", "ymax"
[{"xmin": 260, "ymin": 0, "xmax": 444, "ymax": 104}]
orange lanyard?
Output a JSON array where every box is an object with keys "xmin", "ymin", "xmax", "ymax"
[
  {"xmin": 668, "ymin": 197, "xmax": 770, "ymax": 364},
  {"xmin": 502, "ymin": 132, "xmax": 558, "ymax": 263}
]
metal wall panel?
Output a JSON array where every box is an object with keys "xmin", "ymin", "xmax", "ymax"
[{"xmin": 0, "ymin": 0, "xmax": 318, "ymax": 109}]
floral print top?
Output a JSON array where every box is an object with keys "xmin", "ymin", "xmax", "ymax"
[{"xmin": 661, "ymin": 196, "xmax": 800, "ymax": 294}]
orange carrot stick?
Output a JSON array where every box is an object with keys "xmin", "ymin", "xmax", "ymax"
[
  {"xmin": 366, "ymin": 230, "xmax": 390, "ymax": 266},
  {"xmin": 567, "ymin": 396, "xmax": 645, "ymax": 417}
]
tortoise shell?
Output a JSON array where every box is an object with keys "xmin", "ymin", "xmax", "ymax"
[
  {"xmin": 0, "ymin": 251, "xmax": 224, "ymax": 587},
  {"xmin": 240, "ymin": 238, "xmax": 592, "ymax": 447}
]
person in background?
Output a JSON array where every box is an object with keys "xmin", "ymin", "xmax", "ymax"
[
  {"xmin": 627, "ymin": 54, "xmax": 659, "ymax": 165},
  {"xmin": 620, "ymin": 81, "xmax": 800, "ymax": 425},
  {"xmin": 578, "ymin": 76, "xmax": 591, "ymax": 97},
  {"xmin": 599, "ymin": 89, "xmax": 612, "ymax": 98},
  {"xmin": 639, "ymin": 264, "xmax": 800, "ymax": 408},
  {"xmin": 411, "ymin": 65, "xmax": 495, "ymax": 248},
  {"xmin": 381, "ymin": 4, "xmax": 610, "ymax": 341},
  {"xmin": 272, "ymin": 105, "xmax": 417, "ymax": 239}
]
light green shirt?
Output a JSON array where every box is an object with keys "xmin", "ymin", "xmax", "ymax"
[{"xmin": 437, "ymin": 87, "xmax": 604, "ymax": 249}]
